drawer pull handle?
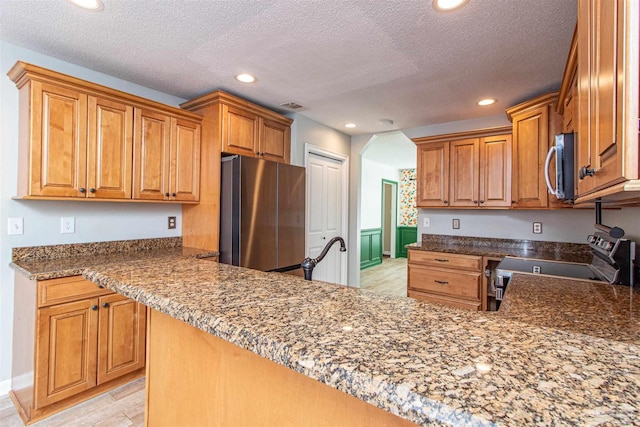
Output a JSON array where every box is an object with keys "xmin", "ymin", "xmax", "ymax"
[
  {"xmin": 434, "ymin": 280, "xmax": 449, "ymax": 285},
  {"xmin": 434, "ymin": 259, "xmax": 449, "ymax": 262}
]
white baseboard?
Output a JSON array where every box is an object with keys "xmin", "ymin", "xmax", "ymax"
[{"xmin": 0, "ymin": 378, "xmax": 11, "ymax": 396}]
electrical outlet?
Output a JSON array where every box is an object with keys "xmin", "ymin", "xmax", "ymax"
[
  {"xmin": 8, "ymin": 218, "xmax": 23, "ymax": 235},
  {"xmin": 533, "ymin": 222, "xmax": 542, "ymax": 234},
  {"xmin": 60, "ymin": 217, "xmax": 75, "ymax": 234},
  {"xmin": 452, "ymin": 219, "xmax": 460, "ymax": 229},
  {"xmin": 423, "ymin": 217, "xmax": 431, "ymax": 227},
  {"xmin": 168, "ymin": 216, "xmax": 177, "ymax": 229}
]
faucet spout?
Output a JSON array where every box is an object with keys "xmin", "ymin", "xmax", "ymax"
[{"xmin": 301, "ymin": 237, "xmax": 347, "ymax": 280}]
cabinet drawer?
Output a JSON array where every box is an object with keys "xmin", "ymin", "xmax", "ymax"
[
  {"xmin": 408, "ymin": 290, "xmax": 481, "ymax": 311},
  {"xmin": 408, "ymin": 250, "xmax": 482, "ymax": 271},
  {"xmin": 408, "ymin": 265, "xmax": 480, "ymax": 301},
  {"xmin": 38, "ymin": 276, "xmax": 112, "ymax": 308}
]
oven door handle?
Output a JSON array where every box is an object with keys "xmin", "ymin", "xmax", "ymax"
[{"xmin": 544, "ymin": 146, "xmax": 558, "ymax": 197}]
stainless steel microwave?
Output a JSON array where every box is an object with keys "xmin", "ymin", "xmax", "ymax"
[{"xmin": 545, "ymin": 133, "xmax": 575, "ymax": 202}]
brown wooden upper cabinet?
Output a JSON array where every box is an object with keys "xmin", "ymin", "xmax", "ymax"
[
  {"xmin": 574, "ymin": 0, "xmax": 639, "ymax": 203},
  {"xmin": 413, "ymin": 128, "xmax": 512, "ymax": 209},
  {"xmin": 506, "ymin": 93, "xmax": 562, "ymax": 209},
  {"xmin": 7, "ymin": 61, "xmax": 202, "ymax": 203},
  {"xmin": 181, "ymin": 90, "xmax": 293, "ymax": 164}
]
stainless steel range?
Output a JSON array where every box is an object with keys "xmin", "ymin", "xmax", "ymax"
[{"xmin": 495, "ymin": 231, "xmax": 636, "ymax": 303}]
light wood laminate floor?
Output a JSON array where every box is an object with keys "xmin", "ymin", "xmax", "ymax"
[
  {"xmin": 0, "ymin": 378, "xmax": 145, "ymax": 427},
  {"xmin": 360, "ymin": 256, "xmax": 407, "ymax": 297}
]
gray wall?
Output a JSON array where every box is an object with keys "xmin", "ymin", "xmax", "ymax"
[
  {"xmin": 0, "ymin": 41, "xmax": 187, "ymax": 391},
  {"xmin": 418, "ymin": 208, "xmax": 640, "ymax": 243}
]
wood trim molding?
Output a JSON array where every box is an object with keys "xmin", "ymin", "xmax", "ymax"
[
  {"xmin": 574, "ymin": 180, "xmax": 640, "ymax": 205},
  {"xmin": 7, "ymin": 61, "xmax": 203, "ymax": 122},
  {"xmin": 411, "ymin": 126, "xmax": 512, "ymax": 145},
  {"xmin": 505, "ymin": 92, "xmax": 559, "ymax": 122},
  {"xmin": 556, "ymin": 25, "xmax": 578, "ymax": 115},
  {"xmin": 180, "ymin": 90, "xmax": 293, "ymax": 125}
]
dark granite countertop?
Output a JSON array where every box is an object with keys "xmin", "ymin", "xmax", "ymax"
[
  {"xmin": 407, "ymin": 234, "xmax": 592, "ymax": 264},
  {"xmin": 10, "ymin": 237, "xmax": 218, "ymax": 280},
  {"xmin": 83, "ymin": 256, "xmax": 640, "ymax": 427}
]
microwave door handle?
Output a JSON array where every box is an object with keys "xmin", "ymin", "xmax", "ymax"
[{"xmin": 544, "ymin": 146, "xmax": 558, "ymax": 197}]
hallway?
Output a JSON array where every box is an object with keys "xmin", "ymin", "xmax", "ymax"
[{"xmin": 360, "ymin": 257, "xmax": 407, "ymax": 297}]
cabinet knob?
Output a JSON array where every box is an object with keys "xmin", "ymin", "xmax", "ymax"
[
  {"xmin": 480, "ymin": 200, "xmax": 485, "ymax": 204},
  {"xmin": 165, "ymin": 192, "xmax": 170, "ymax": 197},
  {"xmin": 443, "ymin": 200, "xmax": 448, "ymax": 204},
  {"xmin": 90, "ymin": 188, "xmax": 96, "ymax": 193},
  {"xmin": 102, "ymin": 302, "xmax": 109, "ymax": 308},
  {"xmin": 91, "ymin": 305, "xmax": 98, "ymax": 311},
  {"xmin": 172, "ymin": 193, "xmax": 176, "ymax": 197},
  {"xmin": 79, "ymin": 187, "xmax": 86, "ymax": 193},
  {"xmin": 98, "ymin": 285, "xmax": 104, "ymax": 289},
  {"xmin": 511, "ymin": 200, "xmax": 516, "ymax": 204},
  {"xmin": 473, "ymin": 200, "xmax": 478, "ymax": 204},
  {"xmin": 579, "ymin": 166, "xmax": 596, "ymax": 180}
]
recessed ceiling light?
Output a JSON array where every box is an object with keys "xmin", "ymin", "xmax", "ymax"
[
  {"xmin": 477, "ymin": 98, "xmax": 496, "ymax": 106},
  {"xmin": 345, "ymin": 123, "xmax": 357, "ymax": 128},
  {"xmin": 68, "ymin": 0, "xmax": 104, "ymax": 11},
  {"xmin": 235, "ymin": 73, "xmax": 256, "ymax": 83},
  {"xmin": 433, "ymin": 0, "xmax": 469, "ymax": 12}
]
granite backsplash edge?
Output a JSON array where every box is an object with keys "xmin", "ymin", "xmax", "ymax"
[{"xmin": 12, "ymin": 236, "xmax": 184, "ymax": 262}]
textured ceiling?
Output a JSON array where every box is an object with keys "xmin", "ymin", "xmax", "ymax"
[{"xmin": 0, "ymin": 0, "xmax": 576, "ymax": 135}]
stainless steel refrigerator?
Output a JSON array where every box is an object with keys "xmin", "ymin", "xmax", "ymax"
[{"xmin": 219, "ymin": 155, "xmax": 306, "ymax": 272}]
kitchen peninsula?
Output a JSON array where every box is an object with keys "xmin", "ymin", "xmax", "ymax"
[{"xmin": 83, "ymin": 255, "xmax": 640, "ymax": 426}]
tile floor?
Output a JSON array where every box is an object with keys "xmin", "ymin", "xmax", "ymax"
[
  {"xmin": 359, "ymin": 256, "xmax": 407, "ymax": 297},
  {"xmin": 0, "ymin": 378, "xmax": 145, "ymax": 427}
]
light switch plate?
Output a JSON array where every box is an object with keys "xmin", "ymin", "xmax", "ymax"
[
  {"xmin": 452, "ymin": 219, "xmax": 460, "ymax": 229},
  {"xmin": 423, "ymin": 217, "xmax": 431, "ymax": 227},
  {"xmin": 8, "ymin": 218, "xmax": 23, "ymax": 235}
]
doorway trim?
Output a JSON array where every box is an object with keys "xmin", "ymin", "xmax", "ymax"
[
  {"xmin": 381, "ymin": 179, "xmax": 398, "ymax": 259},
  {"xmin": 304, "ymin": 143, "xmax": 350, "ymax": 286}
]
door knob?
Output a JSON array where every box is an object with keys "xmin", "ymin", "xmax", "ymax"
[{"xmin": 322, "ymin": 237, "xmax": 326, "ymax": 239}]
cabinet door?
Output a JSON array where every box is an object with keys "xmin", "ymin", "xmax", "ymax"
[
  {"xmin": 590, "ymin": 0, "xmax": 624, "ymax": 189},
  {"xmin": 577, "ymin": 0, "xmax": 596, "ymax": 195},
  {"xmin": 449, "ymin": 138, "xmax": 479, "ymax": 207},
  {"xmin": 479, "ymin": 135, "xmax": 512, "ymax": 207},
  {"xmin": 416, "ymin": 142, "xmax": 449, "ymax": 207},
  {"xmin": 221, "ymin": 105, "xmax": 259, "ymax": 157},
  {"xmin": 29, "ymin": 81, "xmax": 88, "ymax": 197},
  {"xmin": 97, "ymin": 294, "xmax": 146, "ymax": 385},
  {"xmin": 259, "ymin": 118, "xmax": 290, "ymax": 163},
  {"xmin": 133, "ymin": 108, "xmax": 171, "ymax": 200},
  {"xmin": 35, "ymin": 299, "xmax": 98, "ymax": 409},
  {"xmin": 87, "ymin": 96, "xmax": 133, "ymax": 199},
  {"xmin": 511, "ymin": 105, "xmax": 549, "ymax": 208},
  {"xmin": 170, "ymin": 118, "xmax": 201, "ymax": 202}
]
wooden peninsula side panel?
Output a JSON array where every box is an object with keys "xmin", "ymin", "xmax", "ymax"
[{"xmin": 145, "ymin": 309, "xmax": 419, "ymax": 427}]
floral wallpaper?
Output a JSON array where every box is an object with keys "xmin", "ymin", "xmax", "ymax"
[{"xmin": 399, "ymin": 168, "xmax": 417, "ymax": 227}]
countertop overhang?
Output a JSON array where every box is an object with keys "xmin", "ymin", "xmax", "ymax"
[{"xmin": 82, "ymin": 256, "xmax": 640, "ymax": 426}]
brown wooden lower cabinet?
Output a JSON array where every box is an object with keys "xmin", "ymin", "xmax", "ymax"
[
  {"xmin": 407, "ymin": 250, "xmax": 484, "ymax": 310},
  {"xmin": 11, "ymin": 274, "xmax": 145, "ymax": 425}
]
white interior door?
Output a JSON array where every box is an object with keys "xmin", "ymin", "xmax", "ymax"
[{"xmin": 307, "ymin": 153, "xmax": 346, "ymax": 284}]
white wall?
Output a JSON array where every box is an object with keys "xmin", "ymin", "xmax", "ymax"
[
  {"xmin": 418, "ymin": 207, "xmax": 640, "ymax": 243},
  {"xmin": 0, "ymin": 41, "xmax": 187, "ymax": 391},
  {"xmin": 289, "ymin": 114, "xmax": 350, "ymax": 167},
  {"xmin": 360, "ymin": 158, "xmax": 399, "ymax": 229}
]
